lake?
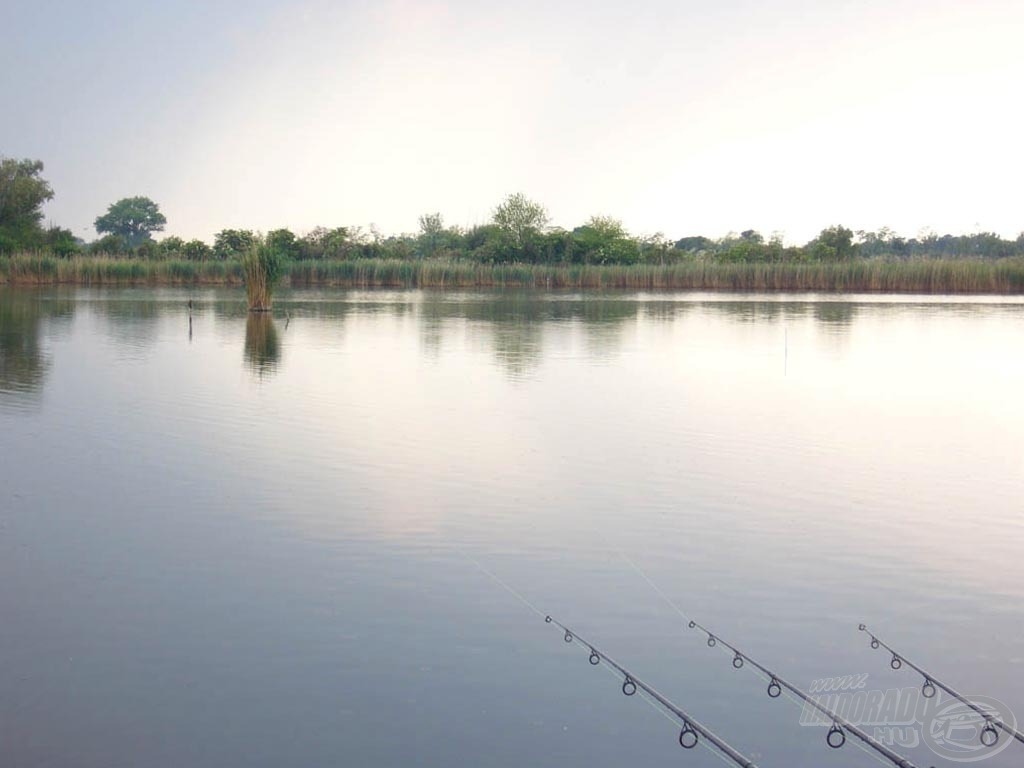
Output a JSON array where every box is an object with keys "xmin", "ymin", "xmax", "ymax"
[{"xmin": 1, "ymin": 287, "xmax": 1022, "ymax": 768}]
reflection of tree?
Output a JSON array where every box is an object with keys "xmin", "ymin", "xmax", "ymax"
[
  {"xmin": 638, "ymin": 300, "xmax": 693, "ymax": 325},
  {"xmin": 244, "ymin": 313, "xmax": 281, "ymax": 377},
  {"xmin": 699, "ymin": 301, "xmax": 789, "ymax": 324},
  {"xmin": 685, "ymin": 299, "xmax": 859, "ymax": 328},
  {"xmin": 811, "ymin": 301, "xmax": 858, "ymax": 327},
  {"xmin": 487, "ymin": 321, "xmax": 544, "ymax": 380},
  {"xmin": 92, "ymin": 294, "xmax": 165, "ymax": 353},
  {"xmin": 416, "ymin": 291, "xmax": 644, "ymax": 378},
  {"xmin": 0, "ymin": 291, "xmax": 73, "ymax": 398}
]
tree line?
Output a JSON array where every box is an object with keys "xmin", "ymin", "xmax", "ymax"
[{"xmin": 3, "ymin": 156, "xmax": 1024, "ymax": 265}]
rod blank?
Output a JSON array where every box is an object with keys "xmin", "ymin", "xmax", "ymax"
[
  {"xmin": 859, "ymin": 624, "xmax": 1024, "ymax": 749},
  {"xmin": 545, "ymin": 615, "xmax": 758, "ymax": 768},
  {"xmin": 687, "ymin": 619, "xmax": 919, "ymax": 768}
]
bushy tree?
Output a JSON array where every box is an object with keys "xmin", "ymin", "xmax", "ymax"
[
  {"xmin": 809, "ymin": 225, "xmax": 857, "ymax": 261},
  {"xmin": 492, "ymin": 193, "xmax": 548, "ymax": 256},
  {"xmin": 573, "ymin": 217, "xmax": 634, "ymax": 264},
  {"xmin": 44, "ymin": 226, "xmax": 79, "ymax": 257},
  {"xmin": 158, "ymin": 236, "xmax": 185, "ymax": 257},
  {"xmin": 572, "ymin": 215, "xmax": 639, "ymax": 264},
  {"xmin": 417, "ymin": 213, "xmax": 445, "ymax": 257},
  {"xmin": 182, "ymin": 239, "xmax": 211, "ymax": 260},
  {"xmin": 135, "ymin": 240, "xmax": 160, "ymax": 259},
  {"xmin": 213, "ymin": 229, "xmax": 255, "ymax": 259},
  {"xmin": 266, "ymin": 228, "xmax": 300, "ymax": 260},
  {"xmin": 0, "ymin": 157, "xmax": 54, "ymax": 251},
  {"xmin": 95, "ymin": 197, "xmax": 166, "ymax": 247},
  {"xmin": 89, "ymin": 234, "xmax": 126, "ymax": 254},
  {"xmin": 675, "ymin": 236, "xmax": 713, "ymax": 253},
  {"xmin": 465, "ymin": 224, "xmax": 515, "ymax": 263},
  {"xmin": 639, "ymin": 232, "xmax": 671, "ymax": 265},
  {"xmin": 298, "ymin": 226, "xmax": 352, "ymax": 260}
]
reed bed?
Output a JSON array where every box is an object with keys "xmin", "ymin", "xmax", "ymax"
[
  {"xmin": 0, "ymin": 254, "xmax": 245, "ymax": 285},
  {"xmin": 3, "ymin": 253, "xmax": 1024, "ymax": 294},
  {"xmin": 285, "ymin": 258, "xmax": 1024, "ymax": 293}
]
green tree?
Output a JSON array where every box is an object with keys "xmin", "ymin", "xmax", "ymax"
[
  {"xmin": 89, "ymin": 234, "xmax": 126, "ymax": 253},
  {"xmin": 492, "ymin": 193, "xmax": 548, "ymax": 256},
  {"xmin": 298, "ymin": 226, "xmax": 351, "ymax": 259},
  {"xmin": 675, "ymin": 236, "xmax": 713, "ymax": 253},
  {"xmin": 464, "ymin": 224, "xmax": 513, "ymax": 263},
  {"xmin": 266, "ymin": 228, "xmax": 300, "ymax": 259},
  {"xmin": 572, "ymin": 216, "xmax": 639, "ymax": 264},
  {"xmin": 0, "ymin": 157, "xmax": 54, "ymax": 251},
  {"xmin": 809, "ymin": 225, "xmax": 857, "ymax": 261},
  {"xmin": 418, "ymin": 213, "xmax": 445, "ymax": 257},
  {"xmin": 158, "ymin": 236, "xmax": 185, "ymax": 257},
  {"xmin": 639, "ymin": 232, "xmax": 671, "ymax": 265},
  {"xmin": 94, "ymin": 197, "xmax": 166, "ymax": 248},
  {"xmin": 182, "ymin": 239, "xmax": 211, "ymax": 260},
  {"xmin": 213, "ymin": 229, "xmax": 255, "ymax": 259},
  {"xmin": 135, "ymin": 240, "xmax": 160, "ymax": 259},
  {"xmin": 44, "ymin": 226, "xmax": 79, "ymax": 257}
]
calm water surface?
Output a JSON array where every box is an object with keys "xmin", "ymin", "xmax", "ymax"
[{"xmin": 1, "ymin": 287, "xmax": 1022, "ymax": 768}]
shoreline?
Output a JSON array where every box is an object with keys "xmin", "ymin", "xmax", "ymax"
[{"xmin": 2, "ymin": 255, "xmax": 1024, "ymax": 294}]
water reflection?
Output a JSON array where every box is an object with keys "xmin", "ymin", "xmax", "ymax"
[
  {"xmin": 92, "ymin": 295, "xmax": 167, "ymax": 356},
  {"xmin": 418, "ymin": 293, "xmax": 644, "ymax": 377},
  {"xmin": 0, "ymin": 290, "xmax": 73, "ymax": 401},
  {"xmin": 0, "ymin": 289, "xmax": 1001, "ymax": 396},
  {"xmin": 2, "ymin": 287, "xmax": 1024, "ymax": 768},
  {"xmin": 243, "ymin": 313, "xmax": 281, "ymax": 377}
]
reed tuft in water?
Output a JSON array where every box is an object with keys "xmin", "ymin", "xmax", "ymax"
[{"xmin": 240, "ymin": 243, "xmax": 283, "ymax": 311}]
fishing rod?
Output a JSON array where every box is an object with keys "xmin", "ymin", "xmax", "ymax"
[
  {"xmin": 545, "ymin": 615, "xmax": 759, "ymax": 768},
  {"xmin": 858, "ymin": 624, "xmax": 1024, "ymax": 748},
  {"xmin": 683, "ymin": 618, "xmax": 918, "ymax": 768},
  {"xmin": 456, "ymin": 552, "xmax": 760, "ymax": 767},
  {"xmin": 612, "ymin": 552, "xmax": 920, "ymax": 767}
]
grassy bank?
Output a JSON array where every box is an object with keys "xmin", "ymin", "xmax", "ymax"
[{"xmin": 3, "ymin": 253, "xmax": 1024, "ymax": 293}]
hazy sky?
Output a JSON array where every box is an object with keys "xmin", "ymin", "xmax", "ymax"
[{"xmin": 3, "ymin": 0, "xmax": 1023, "ymax": 244}]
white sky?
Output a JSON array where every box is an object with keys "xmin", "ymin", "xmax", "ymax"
[{"xmin": 3, "ymin": 0, "xmax": 1023, "ymax": 244}]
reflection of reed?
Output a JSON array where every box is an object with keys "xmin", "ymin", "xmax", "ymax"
[{"xmin": 243, "ymin": 313, "xmax": 281, "ymax": 377}]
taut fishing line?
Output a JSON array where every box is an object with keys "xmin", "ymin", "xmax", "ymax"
[
  {"xmin": 456, "ymin": 549, "xmax": 760, "ymax": 767},
  {"xmin": 612, "ymin": 547, "xmax": 919, "ymax": 768},
  {"xmin": 545, "ymin": 615, "xmax": 760, "ymax": 768},
  {"xmin": 859, "ymin": 624, "xmax": 1023, "ymax": 750}
]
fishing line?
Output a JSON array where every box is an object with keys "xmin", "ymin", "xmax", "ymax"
[
  {"xmin": 613, "ymin": 548, "xmax": 919, "ymax": 768},
  {"xmin": 455, "ymin": 548, "xmax": 548, "ymax": 619},
  {"xmin": 546, "ymin": 615, "xmax": 760, "ymax": 768},
  {"xmin": 859, "ymin": 624, "xmax": 1024, "ymax": 749},
  {"xmin": 457, "ymin": 549, "xmax": 759, "ymax": 767}
]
